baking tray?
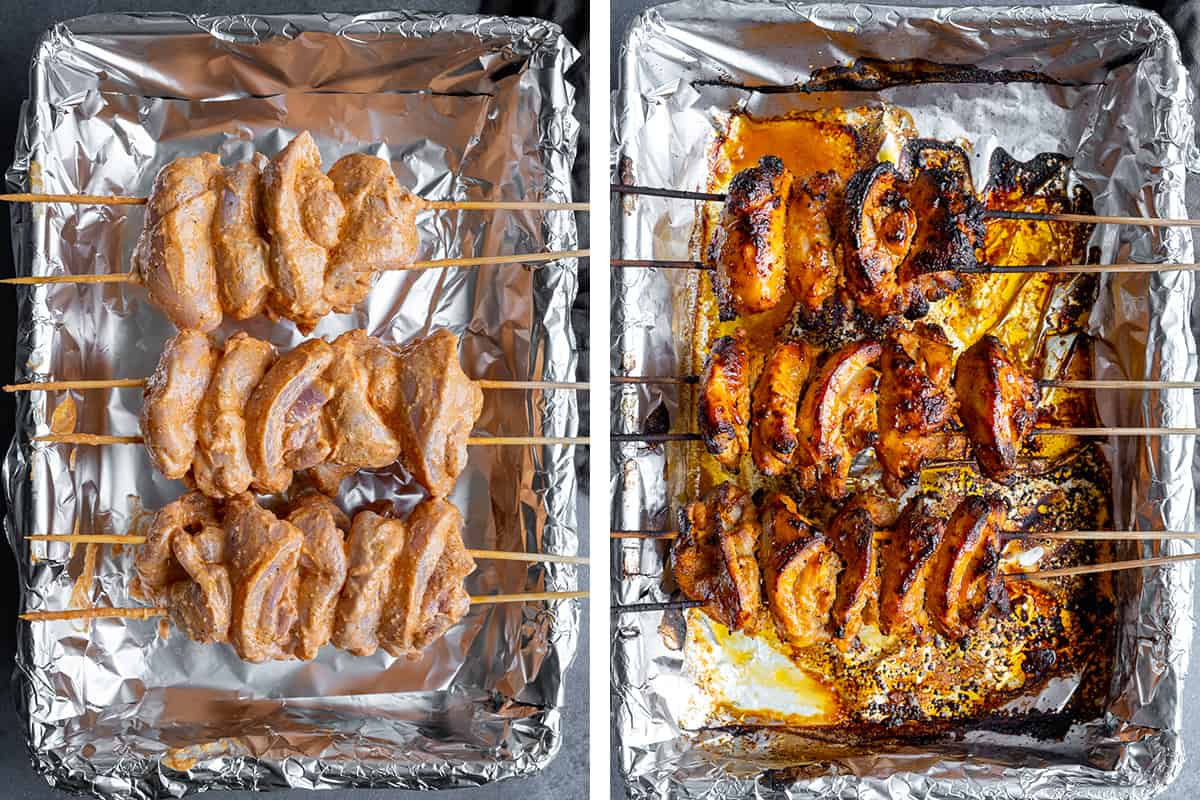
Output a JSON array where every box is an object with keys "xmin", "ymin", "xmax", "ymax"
[
  {"xmin": 3, "ymin": 11, "xmax": 581, "ymax": 796},
  {"xmin": 611, "ymin": 2, "xmax": 1196, "ymax": 797}
]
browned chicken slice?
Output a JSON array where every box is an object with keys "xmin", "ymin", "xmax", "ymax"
[
  {"xmin": 168, "ymin": 525, "xmax": 232, "ymax": 644},
  {"xmin": 707, "ymin": 156, "xmax": 793, "ymax": 319},
  {"xmin": 673, "ymin": 482, "xmax": 762, "ymax": 633},
  {"xmin": 378, "ymin": 499, "xmax": 476, "ymax": 657},
  {"xmin": 927, "ymin": 494, "xmax": 1010, "ymax": 640},
  {"xmin": 243, "ymin": 338, "xmax": 336, "ymax": 494},
  {"xmin": 372, "ymin": 329, "xmax": 483, "ymax": 497},
  {"xmin": 332, "ymin": 509, "xmax": 408, "ymax": 656},
  {"xmin": 875, "ymin": 325, "xmax": 956, "ymax": 495},
  {"xmin": 760, "ymin": 493, "xmax": 840, "ymax": 647},
  {"xmin": 132, "ymin": 490, "xmax": 220, "ymax": 601},
  {"xmin": 699, "ymin": 330, "xmax": 751, "ymax": 472},
  {"xmin": 325, "ymin": 154, "xmax": 420, "ymax": 312},
  {"xmin": 878, "ymin": 496, "xmax": 945, "ymax": 637},
  {"xmin": 286, "ymin": 494, "xmax": 349, "ymax": 659},
  {"xmin": 225, "ymin": 493, "xmax": 303, "ymax": 663},
  {"xmin": 213, "ymin": 154, "xmax": 271, "ymax": 320},
  {"xmin": 192, "ymin": 332, "xmax": 277, "ymax": 498},
  {"xmin": 786, "ymin": 171, "xmax": 842, "ymax": 313},
  {"xmin": 142, "ymin": 329, "xmax": 218, "ymax": 481},
  {"xmin": 132, "ymin": 154, "xmax": 223, "ymax": 331},
  {"xmin": 893, "ymin": 166, "xmax": 975, "ymax": 316},
  {"xmin": 322, "ymin": 330, "xmax": 404, "ymax": 469},
  {"xmin": 262, "ymin": 131, "xmax": 346, "ymax": 332},
  {"xmin": 751, "ymin": 340, "xmax": 814, "ymax": 476},
  {"xmin": 953, "ymin": 335, "xmax": 1038, "ymax": 482},
  {"xmin": 796, "ymin": 340, "xmax": 881, "ymax": 499},
  {"xmin": 842, "ymin": 162, "xmax": 917, "ymax": 320},
  {"xmin": 827, "ymin": 503, "xmax": 878, "ymax": 646}
]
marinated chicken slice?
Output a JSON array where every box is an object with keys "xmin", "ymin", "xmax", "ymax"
[
  {"xmin": 332, "ymin": 510, "xmax": 408, "ymax": 656},
  {"xmin": 953, "ymin": 335, "xmax": 1038, "ymax": 483},
  {"xmin": 168, "ymin": 525, "xmax": 232, "ymax": 644},
  {"xmin": 927, "ymin": 494, "xmax": 1010, "ymax": 640},
  {"xmin": 322, "ymin": 330, "xmax": 403, "ymax": 469},
  {"xmin": 244, "ymin": 338, "xmax": 336, "ymax": 494},
  {"xmin": 132, "ymin": 491, "xmax": 220, "ymax": 601},
  {"xmin": 132, "ymin": 154, "xmax": 223, "ymax": 331},
  {"xmin": 225, "ymin": 493, "xmax": 303, "ymax": 663},
  {"xmin": 325, "ymin": 154, "xmax": 420, "ymax": 312},
  {"xmin": 760, "ymin": 493, "xmax": 840, "ymax": 647},
  {"xmin": 842, "ymin": 163, "xmax": 916, "ymax": 320},
  {"xmin": 706, "ymin": 156, "xmax": 793, "ymax": 319},
  {"xmin": 699, "ymin": 330, "xmax": 751, "ymax": 472},
  {"xmin": 827, "ymin": 503, "xmax": 878, "ymax": 646},
  {"xmin": 302, "ymin": 462, "xmax": 358, "ymax": 496},
  {"xmin": 192, "ymin": 332, "xmax": 277, "ymax": 498},
  {"xmin": 142, "ymin": 329, "xmax": 218, "ymax": 481},
  {"xmin": 875, "ymin": 325, "xmax": 956, "ymax": 495},
  {"xmin": 378, "ymin": 498, "xmax": 476, "ymax": 657},
  {"xmin": 878, "ymin": 496, "xmax": 945, "ymax": 637},
  {"xmin": 286, "ymin": 494, "xmax": 349, "ymax": 659},
  {"xmin": 262, "ymin": 131, "xmax": 346, "ymax": 332},
  {"xmin": 796, "ymin": 340, "xmax": 882, "ymax": 499},
  {"xmin": 751, "ymin": 340, "xmax": 814, "ymax": 476},
  {"xmin": 372, "ymin": 329, "xmax": 483, "ymax": 497},
  {"xmin": 786, "ymin": 171, "xmax": 842, "ymax": 313},
  {"xmin": 213, "ymin": 154, "xmax": 271, "ymax": 320},
  {"xmin": 673, "ymin": 482, "xmax": 762, "ymax": 633}
]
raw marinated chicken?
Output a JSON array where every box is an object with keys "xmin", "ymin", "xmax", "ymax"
[
  {"xmin": 213, "ymin": 154, "xmax": 271, "ymax": 320},
  {"xmin": 225, "ymin": 493, "xmax": 303, "ymax": 663},
  {"xmin": 286, "ymin": 494, "xmax": 350, "ymax": 660}
]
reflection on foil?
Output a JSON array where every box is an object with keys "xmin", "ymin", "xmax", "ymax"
[
  {"xmin": 613, "ymin": 3, "xmax": 1195, "ymax": 798},
  {"xmin": 3, "ymin": 11, "xmax": 581, "ymax": 797}
]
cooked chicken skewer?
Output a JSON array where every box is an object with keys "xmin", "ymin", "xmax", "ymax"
[
  {"xmin": 3, "ymin": 131, "xmax": 587, "ymax": 333},
  {"xmin": 30, "ymin": 328, "xmax": 582, "ymax": 501}
]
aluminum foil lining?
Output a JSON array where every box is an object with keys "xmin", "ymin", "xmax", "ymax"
[
  {"xmin": 2, "ymin": 12, "xmax": 580, "ymax": 797},
  {"xmin": 611, "ymin": 3, "xmax": 1196, "ymax": 798}
]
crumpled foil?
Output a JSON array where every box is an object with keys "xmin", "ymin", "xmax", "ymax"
[
  {"xmin": 611, "ymin": 3, "xmax": 1197, "ymax": 798},
  {"xmin": 2, "ymin": 11, "xmax": 580, "ymax": 797}
]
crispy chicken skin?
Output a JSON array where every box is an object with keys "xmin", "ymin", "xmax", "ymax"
[
  {"xmin": 953, "ymin": 335, "xmax": 1038, "ymax": 483},
  {"xmin": 876, "ymin": 325, "xmax": 956, "ymax": 495},
  {"xmin": 225, "ymin": 493, "xmax": 303, "ymax": 663},
  {"xmin": 213, "ymin": 154, "xmax": 271, "ymax": 320},
  {"xmin": 699, "ymin": 330, "xmax": 751, "ymax": 472},
  {"xmin": 262, "ymin": 131, "xmax": 346, "ymax": 332},
  {"xmin": 142, "ymin": 329, "xmax": 218, "ymax": 481},
  {"xmin": 378, "ymin": 499, "xmax": 476, "ymax": 657},
  {"xmin": 286, "ymin": 494, "xmax": 349, "ymax": 660},
  {"xmin": 707, "ymin": 156, "xmax": 794, "ymax": 319},
  {"xmin": 927, "ymin": 494, "xmax": 1010, "ymax": 640},
  {"xmin": 760, "ymin": 493, "xmax": 840, "ymax": 647},
  {"xmin": 842, "ymin": 163, "xmax": 917, "ymax": 319},
  {"xmin": 827, "ymin": 504, "xmax": 878, "ymax": 646},
  {"xmin": 192, "ymin": 332, "xmax": 277, "ymax": 498},
  {"xmin": 325, "ymin": 154, "xmax": 420, "ymax": 312},
  {"xmin": 674, "ymin": 482, "xmax": 763, "ymax": 633},
  {"xmin": 751, "ymin": 340, "xmax": 814, "ymax": 476},
  {"xmin": 878, "ymin": 496, "xmax": 945, "ymax": 637},
  {"xmin": 332, "ymin": 509, "xmax": 408, "ymax": 656},
  {"xmin": 133, "ymin": 154, "xmax": 224, "ymax": 332},
  {"xmin": 786, "ymin": 171, "xmax": 843, "ymax": 313},
  {"xmin": 796, "ymin": 340, "xmax": 882, "ymax": 499},
  {"xmin": 243, "ymin": 338, "xmax": 336, "ymax": 494}
]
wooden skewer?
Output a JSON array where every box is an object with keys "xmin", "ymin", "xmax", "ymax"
[
  {"xmin": 1005, "ymin": 552, "xmax": 1200, "ymax": 581},
  {"xmin": 0, "ymin": 192, "xmax": 587, "ymax": 213},
  {"xmin": 611, "ymin": 529, "xmax": 679, "ymax": 540},
  {"xmin": 0, "ymin": 249, "xmax": 590, "ymax": 286},
  {"xmin": 20, "ymin": 590, "xmax": 589, "ymax": 622},
  {"xmin": 32, "ymin": 433, "xmax": 586, "ymax": 447},
  {"xmin": 5, "ymin": 377, "xmax": 588, "ymax": 393},
  {"xmin": 25, "ymin": 534, "xmax": 589, "ymax": 565},
  {"xmin": 611, "ymin": 184, "xmax": 1200, "ymax": 228}
]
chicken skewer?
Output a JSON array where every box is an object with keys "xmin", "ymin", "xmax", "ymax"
[
  {"xmin": 20, "ymin": 491, "xmax": 584, "ymax": 662},
  {"xmin": 26, "ymin": 328, "xmax": 583, "ymax": 501},
  {"xmin": 2, "ymin": 131, "xmax": 587, "ymax": 333}
]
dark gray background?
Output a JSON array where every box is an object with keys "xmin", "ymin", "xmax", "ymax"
[
  {"xmin": 0, "ymin": 2, "xmax": 588, "ymax": 799},
  {"xmin": 608, "ymin": 0, "xmax": 1200, "ymax": 798}
]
